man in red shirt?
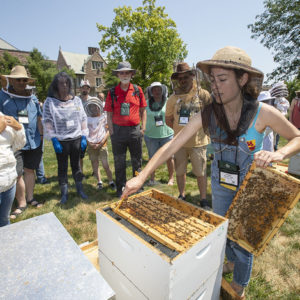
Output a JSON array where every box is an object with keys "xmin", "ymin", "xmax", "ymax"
[{"xmin": 104, "ymin": 62, "xmax": 147, "ymax": 197}]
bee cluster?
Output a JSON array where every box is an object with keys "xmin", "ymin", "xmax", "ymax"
[
  {"xmin": 226, "ymin": 167, "xmax": 300, "ymax": 255},
  {"xmin": 118, "ymin": 193, "xmax": 215, "ymax": 251}
]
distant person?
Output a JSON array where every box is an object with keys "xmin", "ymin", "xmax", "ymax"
[
  {"xmin": 289, "ymin": 90, "xmax": 300, "ymax": 129},
  {"xmin": 0, "ymin": 66, "xmax": 43, "ymax": 218},
  {"xmin": 104, "ymin": 61, "xmax": 147, "ymax": 198},
  {"xmin": 144, "ymin": 82, "xmax": 174, "ymax": 186},
  {"xmin": 0, "ymin": 113, "xmax": 26, "ymax": 226},
  {"xmin": 79, "ymin": 80, "xmax": 93, "ymax": 176},
  {"xmin": 165, "ymin": 62, "xmax": 211, "ymax": 208},
  {"xmin": 84, "ymin": 97, "xmax": 116, "ymax": 190},
  {"xmin": 257, "ymin": 91, "xmax": 276, "ymax": 152},
  {"xmin": 43, "ymin": 72, "xmax": 89, "ymax": 204}
]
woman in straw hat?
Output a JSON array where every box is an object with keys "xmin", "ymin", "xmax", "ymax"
[{"xmin": 122, "ymin": 46, "xmax": 300, "ymax": 298}]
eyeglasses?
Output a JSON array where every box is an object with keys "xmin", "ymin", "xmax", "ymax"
[
  {"xmin": 119, "ymin": 71, "xmax": 131, "ymax": 75},
  {"xmin": 16, "ymin": 78, "xmax": 28, "ymax": 83}
]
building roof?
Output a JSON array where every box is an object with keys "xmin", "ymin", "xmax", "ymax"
[
  {"xmin": 0, "ymin": 37, "xmax": 19, "ymax": 50},
  {"xmin": 60, "ymin": 50, "xmax": 90, "ymax": 75}
]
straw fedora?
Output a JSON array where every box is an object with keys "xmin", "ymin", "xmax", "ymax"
[
  {"xmin": 112, "ymin": 61, "xmax": 136, "ymax": 76},
  {"xmin": 0, "ymin": 65, "xmax": 35, "ymax": 86},
  {"xmin": 196, "ymin": 46, "xmax": 263, "ymax": 78},
  {"xmin": 171, "ymin": 62, "xmax": 195, "ymax": 80}
]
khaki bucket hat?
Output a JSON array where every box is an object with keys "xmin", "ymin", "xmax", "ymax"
[
  {"xmin": 196, "ymin": 46, "xmax": 263, "ymax": 79},
  {"xmin": 0, "ymin": 65, "xmax": 35, "ymax": 87}
]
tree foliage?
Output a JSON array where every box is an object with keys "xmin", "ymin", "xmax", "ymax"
[
  {"xmin": 26, "ymin": 48, "xmax": 75, "ymax": 101},
  {"xmin": 248, "ymin": 0, "xmax": 300, "ymax": 81},
  {"xmin": 97, "ymin": 0, "xmax": 187, "ymax": 89},
  {"xmin": 0, "ymin": 52, "xmax": 21, "ymax": 77}
]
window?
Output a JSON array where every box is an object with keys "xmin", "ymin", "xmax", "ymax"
[
  {"xmin": 76, "ymin": 76, "xmax": 84, "ymax": 87},
  {"xmin": 96, "ymin": 77, "xmax": 102, "ymax": 87},
  {"xmin": 92, "ymin": 61, "xmax": 104, "ymax": 70}
]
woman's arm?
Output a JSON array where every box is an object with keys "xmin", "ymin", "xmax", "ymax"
[
  {"xmin": 254, "ymin": 104, "xmax": 300, "ymax": 167},
  {"xmin": 122, "ymin": 112, "xmax": 203, "ymax": 197}
]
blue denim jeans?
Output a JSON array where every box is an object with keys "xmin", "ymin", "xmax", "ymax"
[
  {"xmin": 211, "ymin": 139, "xmax": 255, "ymax": 287},
  {"xmin": 144, "ymin": 135, "xmax": 173, "ymax": 158},
  {"xmin": 0, "ymin": 184, "xmax": 16, "ymax": 227}
]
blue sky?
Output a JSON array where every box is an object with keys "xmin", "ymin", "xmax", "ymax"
[{"xmin": 1, "ymin": 0, "xmax": 277, "ymax": 82}]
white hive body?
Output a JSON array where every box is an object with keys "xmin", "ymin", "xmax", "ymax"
[{"xmin": 97, "ymin": 189, "xmax": 228, "ymax": 300}]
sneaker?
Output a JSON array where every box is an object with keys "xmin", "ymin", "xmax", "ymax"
[
  {"xmin": 109, "ymin": 181, "xmax": 116, "ymax": 190},
  {"xmin": 97, "ymin": 182, "xmax": 103, "ymax": 190},
  {"xmin": 178, "ymin": 194, "xmax": 186, "ymax": 201},
  {"xmin": 148, "ymin": 180, "xmax": 159, "ymax": 186},
  {"xmin": 199, "ymin": 199, "xmax": 212, "ymax": 211},
  {"xmin": 37, "ymin": 177, "xmax": 49, "ymax": 184}
]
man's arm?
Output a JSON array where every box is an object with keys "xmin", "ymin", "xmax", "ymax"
[
  {"xmin": 107, "ymin": 112, "xmax": 114, "ymax": 136},
  {"xmin": 165, "ymin": 115, "xmax": 174, "ymax": 129},
  {"xmin": 37, "ymin": 116, "xmax": 43, "ymax": 137},
  {"xmin": 139, "ymin": 107, "xmax": 146, "ymax": 135}
]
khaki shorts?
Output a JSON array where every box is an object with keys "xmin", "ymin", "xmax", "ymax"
[
  {"xmin": 174, "ymin": 146, "xmax": 207, "ymax": 177},
  {"xmin": 88, "ymin": 146, "xmax": 109, "ymax": 162}
]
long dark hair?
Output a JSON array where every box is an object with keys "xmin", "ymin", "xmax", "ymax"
[
  {"xmin": 47, "ymin": 72, "xmax": 73, "ymax": 98},
  {"xmin": 201, "ymin": 69, "xmax": 260, "ymax": 145}
]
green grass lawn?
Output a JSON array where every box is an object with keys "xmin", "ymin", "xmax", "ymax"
[{"xmin": 10, "ymin": 137, "xmax": 299, "ymax": 299}]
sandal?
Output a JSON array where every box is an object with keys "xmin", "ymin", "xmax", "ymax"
[
  {"xmin": 27, "ymin": 199, "xmax": 43, "ymax": 208},
  {"xmin": 10, "ymin": 206, "xmax": 27, "ymax": 219}
]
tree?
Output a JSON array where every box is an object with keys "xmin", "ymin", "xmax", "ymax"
[
  {"xmin": 97, "ymin": 0, "xmax": 187, "ymax": 89},
  {"xmin": 248, "ymin": 0, "xmax": 300, "ymax": 81},
  {"xmin": 26, "ymin": 48, "xmax": 75, "ymax": 101},
  {"xmin": 0, "ymin": 52, "xmax": 21, "ymax": 88}
]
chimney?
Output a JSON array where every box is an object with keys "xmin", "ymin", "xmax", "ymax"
[{"xmin": 88, "ymin": 47, "xmax": 99, "ymax": 55}]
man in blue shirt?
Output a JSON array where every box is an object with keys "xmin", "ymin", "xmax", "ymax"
[{"xmin": 0, "ymin": 66, "xmax": 43, "ymax": 218}]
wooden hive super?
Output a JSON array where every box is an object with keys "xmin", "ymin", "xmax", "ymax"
[
  {"xmin": 226, "ymin": 162, "xmax": 300, "ymax": 256},
  {"xmin": 97, "ymin": 189, "xmax": 228, "ymax": 300}
]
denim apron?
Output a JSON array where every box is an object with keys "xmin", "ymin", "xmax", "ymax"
[{"xmin": 210, "ymin": 103, "xmax": 264, "ymax": 286}]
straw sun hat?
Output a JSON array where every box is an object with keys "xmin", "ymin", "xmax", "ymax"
[
  {"xmin": 196, "ymin": 46, "xmax": 263, "ymax": 79},
  {"xmin": 0, "ymin": 65, "xmax": 35, "ymax": 88}
]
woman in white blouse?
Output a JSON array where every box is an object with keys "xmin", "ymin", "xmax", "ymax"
[{"xmin": 0, "ymin": 112, "xmax": 26, "ymax": 226}]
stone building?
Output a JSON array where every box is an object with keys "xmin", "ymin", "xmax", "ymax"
[{"xmin": 57, "ymin": 47, "xmax": 107, "ymax": 96}]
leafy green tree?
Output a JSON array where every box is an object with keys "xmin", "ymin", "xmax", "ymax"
[
  {"xmin": 286, "ymin": 78, "xmax": 300, "ymax": 102},
  {"xmin": 0, "ymin": 52, "xmax": 21, "ymax": 88},
  {"xmin": 248, "ymin": 0, "xmax": 300, "ymax": 81},
  {"xmin": 26, "ymin": 48, "xmax": 75, "ymax": 101},
  {"xmin": 97, "ymin": 0, "xmax": 187, "ymax": 89}
]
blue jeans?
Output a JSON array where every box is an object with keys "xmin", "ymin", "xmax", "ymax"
[
  {"xmin": 144, "ymin": 135, "xmax": 173, "ymax": 158},
  {"xmin": 36, "ymin": 155, "xmax": 46, "ymax": 180},
  {"xmin": 0, "ymin": 184, "xmax": 16, "ymax": 227}
]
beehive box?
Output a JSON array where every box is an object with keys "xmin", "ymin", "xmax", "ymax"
[
  {"xmin": 97, "ymin": 189, "xmax": 228, "ymax": 300},
  {"xmin": 226, "ymin": 162, "xmax": 300, "ymax": 256},
  {"xmin": 288, "ymin": 152, "xmax": 300, "ymax": 176}
]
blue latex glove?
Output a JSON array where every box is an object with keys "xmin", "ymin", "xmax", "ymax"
[
  {"xmin": 81, "ymin": 136, "xmax": 87, "ymax": 152},
  {"xmin": 51, "ymin": 137, "xmax": 63, "ymax": 154}
]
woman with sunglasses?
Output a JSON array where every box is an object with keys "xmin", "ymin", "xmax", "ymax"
[{"xmin": 122, "ymin": 46, "xmax": 300, "ymax": 298}]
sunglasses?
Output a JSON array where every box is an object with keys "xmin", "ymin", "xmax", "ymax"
[{"xmin": 16, "ymin": 78, "xmax": 29, "ymax": 83}]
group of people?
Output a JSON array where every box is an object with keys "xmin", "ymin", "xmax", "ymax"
[{"xmin": 1, "ymin": 45, "xmax": 300, "ymax": 299}]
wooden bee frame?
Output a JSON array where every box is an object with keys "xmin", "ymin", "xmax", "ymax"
[
  {"xmin": 111, "ymin": 189, "xmax": 226, "ymax": 253},
  {"xmin": 226, "ymin": 162, "xmax": 300, "ymax": 256}
]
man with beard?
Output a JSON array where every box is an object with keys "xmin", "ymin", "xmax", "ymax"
[
  {"xmin": 0, "ymin": 66, "xmax": 43, "ymax": 218},
  {"xmin": 104, "ymin": 62, "xmax": 147, "ymax": 197},
  {"xmin": 165, "ymin": 63, "xmax": 211, "ymax": 209}
]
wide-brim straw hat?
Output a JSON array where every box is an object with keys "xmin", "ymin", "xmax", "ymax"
[
  {"xmin": 196, "ymin": 46, "xmax": 263, "ymax": 79},
  {"xmin": 112, "ymin": 61, "xmax": 136, "ymax": 76},
  {"xmin": 171, "ymin": 62, "xmax": 195, "ymax": 80},
  {"xmin": 0, "ymin": 65, "xmax": 35, "ymax": 86}
]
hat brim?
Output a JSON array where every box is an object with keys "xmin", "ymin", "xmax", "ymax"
[
  {"xmin": 171, "ymin": 70, "xmax": 195, "ymax": 80},
  {"xmin": 112, "ymin": 68, "xmax": 136, "ymax": 76},
  {"xmin": 0, "ymin": 75, "xmax": 35, "ymax": 87},
  {"xmin": 196, "ymin": 60, "xmax": 264, "ymax": 78}
]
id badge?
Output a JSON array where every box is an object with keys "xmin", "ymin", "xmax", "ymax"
[
  {"xmin": 18, "ymin": 109, "xmax": 29, "ymax": 124},
  {"xmin": 178, "ymin": 108, "xmax": 190, "ymax": 125},
  {"xmin": 120, "ymin": 102, "xmax": 130, "ymax": 116},
  {"xmin": 218, "ymin": 160, "xmax": 239, "ymax": 191},
  {"xmin": 66, "ymin": 120, "xmax": 74, "ymax": 127},
  {"xmin": 154, "ymin": 115, "xmax": 163, "ymax": 127}
]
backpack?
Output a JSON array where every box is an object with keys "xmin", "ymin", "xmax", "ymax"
[{"xmin": 110, "ymin": 84, "xmax": 141, "ymax": 109}]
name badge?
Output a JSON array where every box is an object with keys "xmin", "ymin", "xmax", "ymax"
[
  {"xmin": 218, "ymin": 160, "xmax": 240, "ymax": 191},
  {"xmin": 66, "ymin": 120, "xmax": 74, "ymax": 127},
  {"xmin": 154, "ymin": 115, "xmax": 163, "ymax": 127},
  {"xmin": 120, "ymin": 102, "xmax": 130, "ymax": 116},
  {"xmin": 18, "ymin": 116, "xmax": 29, "ymax": 124},
  {"xmin": 179, "ymin": 108, "xmax": 190, "ymax": 125}
]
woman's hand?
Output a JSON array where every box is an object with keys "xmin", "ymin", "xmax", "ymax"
[
  {"xmin": 254, "ymin": 150, "xmax": 285, "ymax": 168},
  {"xmin": 122, "ymin": 176, "xmax": 144, "ymax": 199},
  {"xmin": 4, "ymin": 116, "xmax": 22, "ymax": 131},
  {"xmin": 0, "ymin": 116, "xmax": 7, "ymax": 133}
]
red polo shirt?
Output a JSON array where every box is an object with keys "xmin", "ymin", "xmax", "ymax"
[{"xmin": 104, "ymin": 83, "xmax": 147, "ymax": 126}]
